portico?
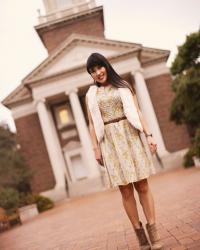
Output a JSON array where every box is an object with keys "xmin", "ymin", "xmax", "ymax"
[{"xmin": 34, "ymin": 86, "xmax": 102, "ymax": 200}]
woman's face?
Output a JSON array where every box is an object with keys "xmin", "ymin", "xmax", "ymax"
[{"xmin": 90, "ymin": 65, "xmax": 108, "ymax": 85}]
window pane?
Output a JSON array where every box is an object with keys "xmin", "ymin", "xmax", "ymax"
[{"xmin": 59, "ymin": 109, "xmax": 69, "ymax": 125}]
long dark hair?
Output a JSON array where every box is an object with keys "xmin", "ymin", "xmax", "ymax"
[{"xmin": 86, "ymin": 53, "xmax": 135, "ymax": 94}]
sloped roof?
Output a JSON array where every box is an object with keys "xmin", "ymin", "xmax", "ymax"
[
  {"xmin": 3, "ymin": 84, "xmax": 32, "ymax": 108},
  {"xmin": 22, "ymin": 33, "xmax": 142, "ymax": 84},
  {"xmin": 3, "ymin": 33, "xmax": 169, "ymax": 107}
]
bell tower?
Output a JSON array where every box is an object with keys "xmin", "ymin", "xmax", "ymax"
[
  {"xmin": 36, "ymin": 0, "xmax": 105, "ymax": 53},
  {"xmin": 42, "ymin": 0, "xmax": 94, "ymax": 14}
]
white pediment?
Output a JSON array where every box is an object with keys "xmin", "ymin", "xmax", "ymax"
[
  {"xmin": 22, "ymin": 34, "xmax": 169, "ymax": 84},
  {"xmin": 42, "ymin": 43, "xmax": 128, "ymax": 77},
  {"xmin": 23, "ymin": 34, "xmax": 140, "ymax": 83},
  {"xmin": 3, "ymin": 34, "xmax": 169, "ymax": 107}
]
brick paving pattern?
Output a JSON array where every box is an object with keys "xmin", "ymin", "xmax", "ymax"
[{"xmin": 0, "ymin": 167, "xmax": 200, "ymax": 250}]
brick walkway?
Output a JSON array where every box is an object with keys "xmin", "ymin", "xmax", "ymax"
[{"xmin": 0, "ymin": 167, "xmax": 200, "ymax": 250}]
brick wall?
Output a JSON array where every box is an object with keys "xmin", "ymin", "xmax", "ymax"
[
  {"xmin": 145, "ymin": 73, "xmax": 191, "ymax": 152},
  {"xmin": 15, "ymin": 113, "xmax": 56, "ymax": 193},
  {"xmin": 37, "ymin": 11, "xmax": 104, "ymax": 53}
]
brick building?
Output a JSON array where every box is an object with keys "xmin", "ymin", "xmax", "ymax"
[{"xmin": 3, "ymin": 0, "xmax": 190, "ymax": 202}]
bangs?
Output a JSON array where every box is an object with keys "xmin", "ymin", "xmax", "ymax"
[
  {"xmin": 86, "ymin": 52, "xmax": 133, "ymax": 92},
  {"xmin": 86, "ymin": 53, "xmax": 106, "ymax": 74}
]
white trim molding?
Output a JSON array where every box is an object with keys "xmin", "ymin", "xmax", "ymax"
[
  {"xmin": 12, "ymin": 102, "xmax": 37, "ymax": 119},
  {"xmin": 143, "ymin": 62, "xmax": 170, "ymax": 79}
]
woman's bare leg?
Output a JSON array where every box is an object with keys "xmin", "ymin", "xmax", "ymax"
[
  {"xmin": 134, "ymin": 178, "xmax": 155, "ymax": 225},
  {"xmin": 118, "ymin": 183, "xmax": 141, "ymax": 229}
]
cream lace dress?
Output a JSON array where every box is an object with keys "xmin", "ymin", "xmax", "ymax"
[{"xmin": 97, "ymin": 84, "xmax": 156, "ymax": 188}]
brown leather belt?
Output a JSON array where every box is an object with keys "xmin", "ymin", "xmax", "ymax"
[{"xmin": 104, "ymin": 116, "xmax": 127, "ymax": 125}]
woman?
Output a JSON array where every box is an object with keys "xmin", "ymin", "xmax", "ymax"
[{"xmin": 85, "ymin": 52, "xmax": 163, "ymax": 250}]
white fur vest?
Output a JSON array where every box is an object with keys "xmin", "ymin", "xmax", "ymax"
[{"xmin": 86, "ymin": 85, "xmax": 144, "ymax": 143}]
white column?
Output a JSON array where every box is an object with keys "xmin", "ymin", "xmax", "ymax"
[
  {"xmin": 36, "ymin": 99, "xmax": 66, "ymax": 189},
  {"xmin": 47, "ymin": 108, "xmax": 71, "ymax": 183},
  {"xmin": 132, "ymin": 69, "xmax": 168, "ymax": 157},
  {"xmin": 66, "ymin": 88, "xmax": 100, "ymax": 178}
]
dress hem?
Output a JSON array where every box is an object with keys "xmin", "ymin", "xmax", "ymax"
[{"xmin": 106, "ymin": 171, "xmax": 157, "ymax": 189}]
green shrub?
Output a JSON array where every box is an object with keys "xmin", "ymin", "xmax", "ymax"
[
  {"xmin": 18, "ymin": 192, "xmax": 36, "ymax": 207},
  {"xmin": 0, "ymin": 126, "xmax": 33, "ymax": 193},
  {"xmin": 0, "ymin": 187, "xmax": 20, "ymax": 215},
  {"xmin": 0, "ymin": 188, "xmax": 54, "ymax": 215},
  {"xmin": 33, "ymin": 195, "xmax": 54, "ymax": 212},
  {"xmin": 193, "ymin": 128, "xmax": 200, "ymax": 158},
  {"xmin": 0, "ymin": 190, "xmax": 54, "ymax": 227},
  {"xmin": 183, "ymin": 128, "xmax": 200, "ymax": 167},
  {"xmin": 18, "ymin": 193, "xmax": 54, "ymax": 212},
  {"xmin": 183, "ymin": 148, "xmax": 195, "ymax": 167}
]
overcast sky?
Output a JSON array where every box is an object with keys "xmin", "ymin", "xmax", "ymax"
[{"xmin": 0, "ymin": 0, "xmax": 200, "ymax": 131}]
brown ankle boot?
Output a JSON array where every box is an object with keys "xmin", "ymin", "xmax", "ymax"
[
  {"xmin": 146, "ymin": 223, "xmax": 163, "ymax": 250},
  {"xmin": 134, "ymin": 222, "xmax": 151, "ymax": 250}
]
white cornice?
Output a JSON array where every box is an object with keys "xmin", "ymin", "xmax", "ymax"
[
  {"xmin": 143, "ymin": 62, "xmax": 170, "ymax": 79},
  {"xmin": 2, "ymin": 84, "xmax": 32, "ymax": 108},
  {"xmin": 25, "ymin": 48, "xmax": 140, "ymax": 86},
  {"xmin": 141, "ymin": 46, "xmax": 170, "ymax": 66},
  {"xmin": 12, "ymin": 102, "xmax": 37, "ymax": 119}
]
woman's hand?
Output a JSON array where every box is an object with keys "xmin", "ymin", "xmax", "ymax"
[
  {"xmin": 93, "ymin": 147, "xmax": 104, "ymax": 166},
  {"xmin": 147, "ymin": 136, "xmax": 157, "ymax": 154}
]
